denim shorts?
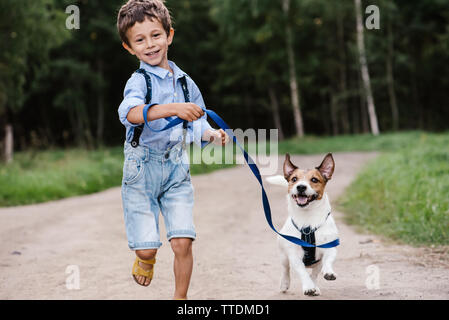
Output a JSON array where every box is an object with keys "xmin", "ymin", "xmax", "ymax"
[{"xmin": 121, "ymin": 141, "xmax": 195, "ymax": 250}]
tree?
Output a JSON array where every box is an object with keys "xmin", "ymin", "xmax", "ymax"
[
  {"xmin": 0, "ymin": 0, "xmax": 69, "ymax": 162},
  {"xmin": 282, "ymin": 0, "xmax": 304, "ymax": 137},
  {"xmin": 354, "ymin": 0, "xmax": 379, "ymax": 135},
  {"xmin": 210, "ymin": 0, "xmax": 289, "ymax": 137}
]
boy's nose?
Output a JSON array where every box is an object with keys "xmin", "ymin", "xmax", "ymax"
[{"xmin": 145, "ymin": 39, "xmax": 154, "ymax": 48}]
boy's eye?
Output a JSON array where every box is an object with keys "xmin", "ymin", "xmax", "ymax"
[
  {"xmin": 311, "ymin": 177, "xmax": 319, "ymax": 183},
  {"xmin": 136, "ymin": 39, "xmax": 143, "ymax": 42},
  {"xmin": 153, "ymin": 34, "xmax": 160, "ymax": 37}
]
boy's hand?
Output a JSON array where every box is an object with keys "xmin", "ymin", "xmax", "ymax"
[
  {"xmin": 204, "ymin": 129, "xmax": 230, "ymax": 146},
  {"xmin": 173, "ymin": 103, "xmax": 204, "ymax": 122}
]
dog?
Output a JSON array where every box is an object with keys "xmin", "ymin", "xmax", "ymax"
[{"xmin": 266, "ymin": 153, "xmax": 338, "ymax": 296}]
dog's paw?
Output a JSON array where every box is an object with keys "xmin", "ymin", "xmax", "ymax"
[
  {"xmin": 280, "ymin": 274, "xmax": 290, "ymax": 293},
  {"xmin": 303, "ymin": 286, "xmax": 321, "ymax": 296},
  {"xmin": 324, "ymin": 273, "xmax": 337, "ymax": 281},
  {"xmin": 280, "ymin": 283, "xmax": 289, "ymax": 293}
]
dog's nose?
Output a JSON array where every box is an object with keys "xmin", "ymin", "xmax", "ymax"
[{"xmin": 296, "ymin": 185, "xmax": 307, "ymax": 193}]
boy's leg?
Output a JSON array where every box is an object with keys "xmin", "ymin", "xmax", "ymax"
[
  {"xmin": 122, "ymin": 144, "xmax": 163, "ymax": 287},
  {"xmin": 159, "ymin": 146, "xmax": 196, "ymax": 299},
  {"xmin": 170, "ymin": 238, "xmax": 193, "ymax": 299},
  {"xmin": 135, "ymin": 249, "xmax": 158, "ymax": 286}
]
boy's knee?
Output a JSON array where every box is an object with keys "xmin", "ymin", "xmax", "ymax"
[
  {"xmin": 136, "ymin": 249, "xmax": 157, "ymax": 260},
  {"xmin": 170, "ymin": 238, "xmax": 192, "ymax": 257}
]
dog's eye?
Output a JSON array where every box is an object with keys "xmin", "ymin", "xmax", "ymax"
[
  {"xmin": 291, "ymin": 177, "xmax": 297, "ymax": 182},
  {"xmin": 311, "ymin": 177, "xmax": 319, "ymax": 183}
]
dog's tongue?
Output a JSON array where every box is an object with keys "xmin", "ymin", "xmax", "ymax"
[{"xmin": 297, "ymin": 195, "xmax": 308, "ymax": 205}]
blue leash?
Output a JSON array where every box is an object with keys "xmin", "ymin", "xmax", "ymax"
[{"xmin": 142, "ymin": 104, "xmax": 340, "ymax": 248}]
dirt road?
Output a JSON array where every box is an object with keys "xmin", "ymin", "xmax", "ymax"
[{"xmin": 1, "ymin": 152, "xmax": 448, "ymax": 299}]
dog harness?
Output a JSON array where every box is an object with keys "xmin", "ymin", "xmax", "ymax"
[
  {"xmin": 130, "ymin": 68, "xmax": 189, "ymax": 148},
  {"xmin": 290, "ymin": 212, "xmax": 332, "ymax": 266}
]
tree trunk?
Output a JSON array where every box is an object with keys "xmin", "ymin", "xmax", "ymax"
[
  {"xmin": 357, "ymin": 72, "xmax": 369, "ymax": 133},
  {"xmin": 268, "ymin": 87, "xmax": 284, "ymax": 141},
  {"xmin": 96, "ymin": 58, "xmax": 105, "ymax": 146},
  {"xmin": 330, "ymin": 89, "xmax": 339, "ymax": 136},
  {"xmin": 354, "ymin": 0, "xmax": 380, "ymax": 135},
  {"xmin": 4, "ymin": 124, "xmax": 13, "ymax": 164},
  {"xmin": 352, "ymin": 92, "xmax": 360, "ymax": 134},
  {"xmin": 386, "ymin": 16, "xmax": 399, "ymax": 131},
  {"xmin": 336, "ymin": 3, "xmax": 350, "ymax": 134},
  {"xmin": 282, "ymin": 0, "xmax": 305, "ymax": 137},
  {"xmin": 321, "ymin": 92, "xmax": 331, "ymax": 135}
]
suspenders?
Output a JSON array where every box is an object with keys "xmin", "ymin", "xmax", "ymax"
[{"xmin": 130, "ymin": 68, "xmax": 190, "ymax": 148}]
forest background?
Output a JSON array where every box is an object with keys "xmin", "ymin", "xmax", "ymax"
[{"xmin": 1, "ymin": 0, "xmax": 448, "ymax": 159}]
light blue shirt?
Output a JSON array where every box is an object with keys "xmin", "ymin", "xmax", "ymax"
[{"xmin": 118, "ymin": 60, "xmax": 213, "ymax": 151}]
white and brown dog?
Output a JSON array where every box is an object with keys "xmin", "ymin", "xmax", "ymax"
[{"xmin": 266, "ymin": 153, "xmax": 338, "ymax": 296}]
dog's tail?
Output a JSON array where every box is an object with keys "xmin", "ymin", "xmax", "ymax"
[{"xmin": 265, "ymin": 175, "xmax": 288, "ymax": 187}]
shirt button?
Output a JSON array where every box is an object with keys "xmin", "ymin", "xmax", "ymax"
[{"xmin": 174, "ymin": 92, "xmax": 178, "ymax": 97}]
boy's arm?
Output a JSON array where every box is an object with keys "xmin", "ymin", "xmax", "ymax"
[
  {"xmin": 118, "ymin": 73, "xmax": 203, "ymax": 127},
  {"xmin": 127, "ymin": 103, "xmax": 204, "ymax": 124},
  {"xmin": 118, "ymin": 73, "xmax": 146, "ymax": 128}
]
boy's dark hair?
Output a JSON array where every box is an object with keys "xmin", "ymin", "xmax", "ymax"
[{"xmin": 117, "ymin": 0, "xmax": 172, "ymax": 46}]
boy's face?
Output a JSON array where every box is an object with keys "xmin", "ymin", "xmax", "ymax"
[{"xmin": 123, "ymin": 17, "xmax": 174, "ymax": 70}]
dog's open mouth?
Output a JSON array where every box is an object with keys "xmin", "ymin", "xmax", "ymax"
[{"xmin": 292, "ymin": 193, "xmax": 317, "ymax": 207}]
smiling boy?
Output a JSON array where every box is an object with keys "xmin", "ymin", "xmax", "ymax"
[{"xmin": 117, "ymin": 0, "xmax": 228, "ymax": 300}]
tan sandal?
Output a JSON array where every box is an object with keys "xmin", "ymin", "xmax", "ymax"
[{"xmin": 132, "ymin": 257, "xmax": 155, "ymax": 286}]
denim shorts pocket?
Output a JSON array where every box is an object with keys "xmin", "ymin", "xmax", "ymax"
[{"xmin": 123, "ymin": 157, "xmax": 144, "ymax": 185}]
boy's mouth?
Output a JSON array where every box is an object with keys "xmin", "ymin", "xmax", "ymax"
[{"xmin": 146, "ymin": 50, "xmax": 160, "ymax": 57}]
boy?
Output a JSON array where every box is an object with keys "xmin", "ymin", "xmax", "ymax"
[{"xmin": 117, "ymin": 0, "xmax": 228, "ymax": 300}]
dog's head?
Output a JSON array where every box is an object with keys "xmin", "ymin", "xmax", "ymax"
[{"xmin": 283, "ymin": 153, "xmax": 335, "ymax": 208}]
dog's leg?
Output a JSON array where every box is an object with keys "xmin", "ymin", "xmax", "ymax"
[
  {"xmin": 287, "ymin": 253, "xmax": 320, "ymax": 296},
  {"xmin": 279, "ymin": 251, "xmax": 290, "ymax": 293},
  {"xmin": 311, "ymin": 261, "xmax": 322, "ymax": 283},
  {"xmin": 321, "ymin": 248, "xmax": 337, "ymax": 280}
]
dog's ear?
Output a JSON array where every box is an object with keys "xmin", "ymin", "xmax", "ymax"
[
  {"xmin": 316, "ymin": 153, "xmax": 335, "ymax": 181},
  {"xmin": 283, "ymin": 153, "xmax": 297, "ymax": 180}
]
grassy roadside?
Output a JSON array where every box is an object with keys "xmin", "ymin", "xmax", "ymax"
[
  {"xmin": 0, "ymin": 145, "xmax": 234, "ymax": 207},
  {"xmin": 337, "ymin": 132, "xmax": 449, "ymax": 246},
  {"xmin": 0, "ymin": 147, "xmax": 124, "ymax": 206}
]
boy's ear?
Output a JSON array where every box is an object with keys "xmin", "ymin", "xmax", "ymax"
[
  {"xmin": 167, "ymin": 28, "xmax": 175, "ymax": 46},
  {"xmin": 122, "ymin": 42, "xmax": 135, "ymax": 55}
]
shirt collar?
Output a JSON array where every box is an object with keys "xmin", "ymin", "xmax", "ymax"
[{"xmin": 139, "ymin": 60, "xmax": 187, "ymax": 80}]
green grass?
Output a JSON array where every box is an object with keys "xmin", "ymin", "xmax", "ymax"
[
  {"xmin": 0, "ymin": 145, "xmax": 235, "ymax": 207},
  {"xmin": 338, "ymin": 132, "xmax": 449, "ymax": 246},
  {"xmin": 0, "ymin": 147, "xmax": 125, "ymax": 206}
]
